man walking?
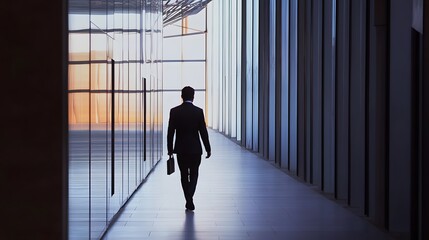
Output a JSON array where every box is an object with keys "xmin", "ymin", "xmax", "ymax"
[{"xmin": 167, "ymin": 86, "xmax": 211, "ymax": 210}]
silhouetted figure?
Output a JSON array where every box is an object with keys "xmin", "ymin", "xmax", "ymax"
[{"xmin": 167, "ymin": 86, "xmax": 211, "ymax": 211}]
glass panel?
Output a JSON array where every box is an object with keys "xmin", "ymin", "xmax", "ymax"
[
  {"xmin": 69, "ymin": 14, "xmax": 90, "ymax": 31},
  {"xmin": 91, "ymin": 33, "xmax": 108, "ymax": 60},
  {"xmin": 186, "ymin": 10, "xmax": 206, "ymax": 33},
  {"xmin": 280, "ymin": 0, "xmax": 290, "ymax": 168},
  {"xmin": 252, "ymin": 0, "xmax": 259, "ymax": 151},
  {"xmin": 230, "ymin": 0, "xmax": 237, "ymax": 139},
  {"xmin": 268, "ymin": 0, "xmax": 276, "ymax": 160},
  {"xmin": 182, "ymin": 35, "xmax": 206, "ymax": 60},
  {"xmin": 69, "ymin": 1, "xmax": 90, "ymax": 238},
  {"xmin": 90, "ymin": 63, "xmax": 108, "ymax": 90},
  {"xmin": 90, "ymin": 93, "xmax": 108, "ymax": 239},
  {"xmin": 69, "ymin": 64, "xmax": 90, "ymax": 90},
  {"xmin": 222, "ymin": 0, "xmax": 230, "ymax": 135},
  {"xmin": 163, "ymin": 37, "xmax": 182, "ymax": 60},
  {"xmin": 289, "ymin": 0, "xmax": 299, "ymax": 172},
  {"xmin": 145, "ymin": 78, "xmax": 153, "ymax": 177},
  {"xmin": 118, "ymin": 92, "xmax": 128, "ymax": 201},
  {"xmin": 236, "ymin": 0, "xmax": 242, "ymax": 141},
  {"xmin": 182, "ymin": 62, "xmax": 206, "ymax": 89},
  {"xmin": 68, "ymin": 93, "xmax": 90, "ymax": 240},
  {"xmin": 69, "ymin": 34, "xmax": 90, "ymax": 62},
  {"xmin": 111, "ymin": 0, "xmax": 124, "ymax": 213},
  {"xmin": 90, "ymin": 6, "xmax": 108, "ymax": 236},
  {"xmin": 245, "ymin": 0, "xmax": 253, "ymax": 149},
  {"xmin": 156, "ymin": 78, "xmax": 163, "ymax": 162},
  {"xmin": 129, "ymin": 62, "xmax": 138, "ymax": 90},
  {"xmin": 129, "ymin": 93, "xmax": 138, "ymax": 189},
  {"xmin": 163, "ymin": 62, "xmax": 182, "ymax": 89},
  {"xmin": 123, "ymin": 91, "xmax": 130, "ymax": 196},
  {"xmin": 163, "ymin": 23, "xmax": 182, "ymax": 36},
  {"xmin": 137, "ymin": 90, "xmax": 143, "ymax": 183}
]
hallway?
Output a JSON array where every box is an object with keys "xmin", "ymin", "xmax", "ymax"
[{"xmin": 102, "ymin": 130, "xmax": 394, "ymax": 240}]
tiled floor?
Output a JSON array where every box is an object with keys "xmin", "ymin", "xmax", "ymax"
[{"xmin": 102, "ymin": 130, "xmax": 395, "ymax": 240}]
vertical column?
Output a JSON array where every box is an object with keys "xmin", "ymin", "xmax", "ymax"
[
  {"xmin": 274, "ymin": 0, "xmax": 282, "ymax": 167},
  {"xmin": 258, "ymin": 0, "xmax": 270, "ymax": 158},
  {"xmin": 311, "ymin": 0, "xmax": 323, "ymax": 188},
  {"xmin": 335, "ymin": 0, "xmax": 350, "ymax": 201},
  {"xmin": 252, "ymin": 0, "xmax": 259, "ymax": 151},
  {"xmin": 322, "ymin": 0, "xmax": 336, "ymax": 194},
  {"xmin": 367, "ymin": 0, "xmax": 388, "ymax": 227},
  {"xmin": 231, "ymin": 0, "xmax": 238, "ymax": 139},
  {"xmin": 280, "ymin": 0, "xmax": 290, "ymax": 169},
  {"xmin": 245, "ymin": 0, "xmax": 253, "ymax": 149},
  {"xmin": 304, "ymin": 0, "xmax": 312, "ymax": 182},
  {"xmin": 268, "ymin": 0, "xmax": 276, "ymax": 162},
  {"xmin": 297, "ymin": 0, "xmax": 307, "ymax": 179},
  {"xmin": 389, "ymin": 0, "xmax": 413, "ymax": 235},
  {"xmin": 422, "ymin": 2, "xmax": 429, "ymax": 237},
  {"xmin": 241, "ymin": 0, "xmax": 247, "ymax": 145},
  {"xmin": 236, "ymin": 0, "xmax": 243, "ymax": 141},
  {"xmin": 348, "ymin": 0, "xmax": 366, "ymax": 213},
  {"xmin": 289, "ymin": 0, "xmax": 299, "ymax": 174}
]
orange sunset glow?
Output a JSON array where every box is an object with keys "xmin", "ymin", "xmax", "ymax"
[{"xmin": 69, "ymin": 51, "xmax": 162, "ymax": 129}]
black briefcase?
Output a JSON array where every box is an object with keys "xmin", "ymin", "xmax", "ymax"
[{"xmin": 167, "ymin": 156, "xmax": 175, "ymax": 175}]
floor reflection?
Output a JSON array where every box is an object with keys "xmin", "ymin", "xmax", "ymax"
[
  {"xmin": 69, "ymin": 129, "xmax": 163, "ymax": 239},
  {"xmin": 181, "ymin": 210, "xmax": 196, "ymax": 240}
]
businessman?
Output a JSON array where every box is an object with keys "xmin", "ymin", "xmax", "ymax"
[{"xmin": 167, "ymin": 86, "xmax": 211, "ymax": 211}]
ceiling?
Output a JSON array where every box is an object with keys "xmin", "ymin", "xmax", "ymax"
[
  {"xmin": 68, "ymin": 0, "xmax": 211, "ymax": 27},
  {"xmin": 163, "ymin": 0, "xmax": 212, "ymax": 26}
]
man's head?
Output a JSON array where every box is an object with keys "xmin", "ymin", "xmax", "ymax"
[{"xmin": 181, "ymin": 86, "xmax": 195, "ymax": 102}]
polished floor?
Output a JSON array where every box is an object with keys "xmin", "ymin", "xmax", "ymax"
[{"xmin": 102, "ymin": 130, "xmax": 395, "ymax": 240}]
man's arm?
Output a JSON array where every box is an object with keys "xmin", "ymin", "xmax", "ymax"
[
  {"xmin": 167, "ymin": 109, "xmax": 175, "ymax": 156},
  {"xmin": 199, "ymin": 110, "xmax": 211, "ymax": 158}
]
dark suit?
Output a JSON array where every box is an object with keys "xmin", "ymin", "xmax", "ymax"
[{"xmin": 167, "ymin": 102, "xmax": 211, "ymax": 206}]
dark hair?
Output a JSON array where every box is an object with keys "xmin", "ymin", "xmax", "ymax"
[{"xmin": 181, "ymin": 86, "xmax": 195, "ymax": 101}]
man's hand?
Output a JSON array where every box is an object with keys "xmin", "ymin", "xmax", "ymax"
[
  {"xmin": 168, "ymin": 153, "xmax": 173, "ymax": 159},
  {"xmin": 206, "ymin": 152, "xmax": 211, "ymax": 159}
]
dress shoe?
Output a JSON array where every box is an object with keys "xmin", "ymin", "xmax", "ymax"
[{"xmin": 185, "ymin": 201, "xmax": 195, "ymax": 210}]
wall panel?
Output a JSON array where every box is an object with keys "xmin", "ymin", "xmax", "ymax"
[
  {"xmin": 389, "ymin": 0, "xmax": 413, "ymax": 235},
  {"xmin": 268, "ymin": 0, "xmax": 276, "ymax": 162},
  {"xmin": 289, "ymin": 0, "xmax": 298, "ymax": 174},
  {"xmin": 348, "ymin": 0, "xmax": 366, "ymax": 212},
  {"xmin": 311, "ymin": 0, "xmax": 323, "ymax": 188},
  {"xmin": 280, "ymin": 0, "xmax": 290, "ymax": 169},
  {"xmin": 322, "ymin": 0, "xmax": 336, "ymax": 194},
  {"xmin": 335, "ymin": 0, "xmax": 350, "ymax": 201},
  {"xmin": 297, "ymin": 0, "xmax": 307, "ymax": 179},
  {"xmin": 304, "ymin": 0, "xmax": 312, "ymax": 182},
  {"xmin": 367, "ymin": 0, "xmax": 387, "ymax": 227}
]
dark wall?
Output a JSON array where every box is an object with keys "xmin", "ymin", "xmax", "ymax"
[
  {"xmin": 246, "ymin": 0, "xmax": 424, "ymax": 239},
  {"xmin": 1, "ymin": 0, "xmax": 68, "ymax": 239},
  {"xmin": 335, "ymin": 0, "xmax": 351, "ymax": 201},
  {"xmin": 421, "ymin": 2, "xmax": 429, "ymax": 239},
  {"xmin": 368, "ymin": 0, "xmax": 388, "ymax": 228},
  {"xmin": 348, "ymin": 0, "xmax": 366, "ymax": 213},
  {"xmin": 389, "ymin": 0, "xmax": 413, "ymax": 236}
]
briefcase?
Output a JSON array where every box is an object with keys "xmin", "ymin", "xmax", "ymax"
[{"xmin": 167, "ymin": 156, "xmax": 175, "ymax": 175}]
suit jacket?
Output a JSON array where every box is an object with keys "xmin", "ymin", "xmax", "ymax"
[{"xmin": 167, "ymin": 102, "xmax": 211, "ymax": 156}]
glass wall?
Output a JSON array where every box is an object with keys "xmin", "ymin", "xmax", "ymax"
[
  {"xmin": 207, "ymin": 0, "xmax": 243, "ymax": 142},
  {"xmin": 68, "ymin": 0, "xmax": 163, "ymax": 239}
]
